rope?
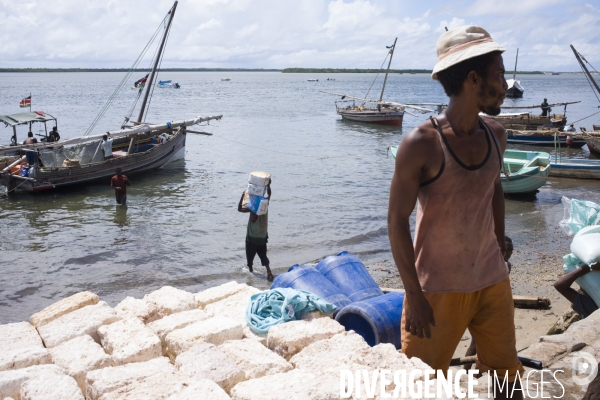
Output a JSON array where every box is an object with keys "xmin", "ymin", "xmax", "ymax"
[
  {"xmin": 83, "ymin": 13, "xmax": 169, "ymax": 136},
  {"xmin": 4, "ymin": 178, "xmax": 29, "ymax": 194},
  {"xmin": 362, "ymin": 52, "xmax": 390, "ymax": 105},
  {"xmin": 569, "ymin": 110, "xmax": 600, "ymax": 125}
]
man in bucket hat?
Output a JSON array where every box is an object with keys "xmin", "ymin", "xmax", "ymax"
[{"xmin": 388, "ymin": 26, "xmax": 524, "ymax": 399}]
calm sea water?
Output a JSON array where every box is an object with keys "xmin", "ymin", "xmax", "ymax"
[{"xmin": 1, "ymin": 71, "xmax": 599, "ymax": 323}]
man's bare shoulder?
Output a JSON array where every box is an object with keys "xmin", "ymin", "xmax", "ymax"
[
  {"xmin": 401, "ymin": 118, "xmax": 440, "ymax": 150},
  {"xmin": 480, "ymin": 117, "xmax": 506, "ymax": 139}
]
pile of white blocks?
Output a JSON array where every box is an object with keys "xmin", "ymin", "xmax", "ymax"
[{"xmin": 0, "ymin": 280, "xmax": 448, "ymax": 399}]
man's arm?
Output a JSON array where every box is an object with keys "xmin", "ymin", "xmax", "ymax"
[
  {"xmin": 388, "ymin": 125, "xmax": 436, "ymax": 339},
  {"xmin": 488, "ymin": 119, "xmax": 507, "ymax": 257},
  {"xmin": 554, "ymin": 264, "xmax": 599, "ymax": 303},
  {"xmin": 238, "ymin": 192, "xmax": 250, "ymax": 213}
]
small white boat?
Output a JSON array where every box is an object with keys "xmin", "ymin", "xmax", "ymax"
[
  {"xmin": 221, "ymin": 78, "xmax": 231, "ymax": 81},
  {"xmin": 307, "ymin": 79, "xmax": 319, "ymax": 82},
  {"xmin": 156, "ymin": 80, "xmax": 180, "ymax": 89},
  {"xmin": 505, "ymin": 49, "xmax": 524, "ymax": 98}
]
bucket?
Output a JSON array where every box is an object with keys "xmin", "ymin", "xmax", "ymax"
[
  {"xmin": 270, "ymin": 265, "xmax": 351, "ymax": 312},
  {"xmin": 316, "ymin": 251, "xmax": 383, "ymax": 302},
  {"xmin": 335, "ymin": 292, "xmax": 404, "ymax": 349}
]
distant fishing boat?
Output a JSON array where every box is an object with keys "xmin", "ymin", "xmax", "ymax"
[
  {"xmin": 552, "ymin": 72, "xmax": 560, "ymax": 75},
  {"xmin": 307, "ymin": 79, "xmax": 319, "ymax": 82},
  {"xmin": 505, "ymin": 49, "xmax": 524, "ymax": 98},
  {"xmin": 322, "ymin": 38, "xmax": 432, "ymax": 126},
  {"xmin": 157, "ymin": 80, "xmax": 180, "ymax": 88},
  {"xmin": 221, "ymin": 78, "xmax": 231, "ymax": 81},
  {"xmin": 327, "ymin": 78, "xmax": 336, "ymax": 81},
  {"xmin": 501, "ymin": 150, "xmax": 550, "ymax": 194},
  {"xmin": 387, "ymin": 146, "xmax": 550, "ymax": 194}
]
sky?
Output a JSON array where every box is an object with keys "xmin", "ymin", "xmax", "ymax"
[{"xmin": 1, "ymin": 0, "xmax": 599, "ymax": 71}]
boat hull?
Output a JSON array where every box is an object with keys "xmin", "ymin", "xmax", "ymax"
[
  {"xmin": 1, "ymin": 129, "xmax": 187, "ymax": 192},
  {"xmin": 338, "ymin": 109, "xmax": 403, "ymax": 126},
  {"xmin": 501, "ymin": 150, "xmax": 550, "ymax": 194},
  {"xmin": 549, "ymin": 158, "xmax": 600, "ymax": 179},
  {"xmin": 507, "ymin": 131, "xmax": 586, "ymax": 148},
  {"xmin": 587, "ymin": 139, "xmax": 600, "ymax": 156},
  {"xmin": 505, "ymin": 84, "xmax": 524, "ymax": 98}
]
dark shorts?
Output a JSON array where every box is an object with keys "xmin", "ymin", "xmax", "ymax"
[
  {"xmin": 245, "ymin": 240, "xmax": 269, "ymax": 267},
  {"xmin": 116, "ymin": 193, "xmax": 127, "ymax": 205}
]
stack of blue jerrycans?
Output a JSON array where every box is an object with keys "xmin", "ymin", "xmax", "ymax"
[{"xmin": 271, "ymin": 251, "xmax": 405, "ymax": 349}]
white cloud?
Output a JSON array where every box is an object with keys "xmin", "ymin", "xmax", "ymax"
[{"xmin": 0, "ymin": 0, "xmax": 597, "ymax": 71}]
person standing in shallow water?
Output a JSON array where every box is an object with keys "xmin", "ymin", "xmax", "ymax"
[
  {"xmin": 388, "ymin": 26, "xmax": 523, "ymax": 399},
  {"xmin": 238, "ymin": 180, "xmax": 274, "ymax": 282},
  {"xmin": 111, "ymin": 168, "xmax": 131, "ymax": 206}
]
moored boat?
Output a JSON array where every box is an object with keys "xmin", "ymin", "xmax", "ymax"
[
  {"xmin": 505, "ymin": 49, "xmax": 524, "ymax": 98},
  {"xmin": 157, "ymin": 80, "xmax": 180, "ymax": 88},
  {"xmin": 587, "ymin": 138, "xmax": 600, "ymax": 156},
  {"xmin": 323, "ymin": 38, "xmax": 433, "ymax": 127},
  {"xmin": 506, "ymin": 128, "xmax": 588, "ymax": 148},
  {"xmin": 387, "ymin": 146, "xmax": 551, "ymax": 194},
  {"xmin": 501, "ymin": 150, "xmax": 550, "ymax": 194},
  {"xmin": 549, "ymin": 157, "xmax": 600, "ymax": 179},
  {"xmin": 0, "ymin": 1, "xmax": 223, "ymax": 194}
]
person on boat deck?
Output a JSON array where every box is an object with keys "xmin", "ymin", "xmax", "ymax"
[
  {"xmin": 49, "ymin": 126, "xmax": 60, "ymax": 142},
  {"xmin": 541, "ymin": 98, "xmax": 550, "ymax": 117},
  {"xmin": 563, "ymin": 123, "xmax": 576, "ymax": 133},
  {"xmin": 554, "ymin": 263, "xmax": 600, "ymax": 318},
  {"xmin": 238, "ymin": 180, "xmax": 274, "ymax": 282},
  {"xmin": 102, "ymin": 133, "xmax": 114, "ymax": 160},
  {"xmin": 23, "ymin": 132, "xmax": 38, "ymax": 145},
  {"xmin": 110, "ymin": 168, "xmax": 131, "ymax": 206},
  {"xmin": 388, "ymin": 25, "xmax": 524, "ymax": 399}
]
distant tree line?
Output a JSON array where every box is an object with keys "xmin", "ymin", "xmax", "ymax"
[{"xmin": 282, "ymin": 68, "xmax": 432, "ymax": 74}]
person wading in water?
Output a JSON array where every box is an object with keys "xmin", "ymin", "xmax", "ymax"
[
  {"xmin": 238, "ymin": 180, "xmax": 274, "ymax": 282},
  {"xmin": 388, "ymin": 26, "xmax": 523, "ymax": 399}
]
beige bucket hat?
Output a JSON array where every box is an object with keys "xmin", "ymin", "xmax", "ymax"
[{"xmin": 432, "ymin": 25, "xmax": 505, "ymax": 80}]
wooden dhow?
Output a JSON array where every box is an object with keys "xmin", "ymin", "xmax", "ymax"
[
  {"xmin": 322, "ymin": 38, "xmax": 433, "ymax": 126},
  {"xmin": 0, "ymin": 1, "xmax": 223, "ymax": 193},
  {"xmin": 505, "ymin": 49, "xmax": 524, "ymax": 98}
]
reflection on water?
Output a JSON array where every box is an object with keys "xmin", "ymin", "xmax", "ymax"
[{"xmin": 1, "ymin": 72, "xmax": 599, "ymax": 323}]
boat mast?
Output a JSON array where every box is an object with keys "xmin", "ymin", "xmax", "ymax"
[
  {"xmin": 512, "ymin": 48, "xmax": 519, "ymax": 81},
  {"xmin": 571, "ymin": 44, "xmax": 600, "ymax": 97},
  {"xmin": 136, "ymin": 1, "xmax": 178, "ymax": 123},
  {"xmin": 378, "ymin": 37, "xmax": 398, "ymax": 102}
]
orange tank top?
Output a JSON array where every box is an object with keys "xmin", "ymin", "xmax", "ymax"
[{"xmin": 413, "ymin": 117, "xmax": 508, "ymax": 294}]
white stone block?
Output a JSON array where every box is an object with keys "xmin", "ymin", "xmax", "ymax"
[
  {"xmin": 165, "ymin": 379, "xmax": 230, "ymax": 400},
  {"xmin": 37, "ymin": 301, "xmax": 120, "ymax": 348},
  {"xmin": 289, "ymin": 331, "xmax": 371, "ymax": 371},
  {"xmin": 0, "ymin": 322, "xmax": 51, "ymax": 372},
  {"xmin": 114, "ymin": 297, "xmax": 161, "ymax": 324},
  {"xmin": 143, "ymin": 286, "xmax": 196, "ymax": 318},
  {"xmin": 85, "ymin": 357, "xmax": 174, "ymax": 400},
  {"xmin": 49, "ymin": 335, "xmax": 112, "ymax": 393},
  {"xmin": 146, "ymin": 308, "xmax": 213, "ymax": 351},
  {"xmin": 267, "ymin": 318, "xmax": 345, "ymax": 360},
  {"xmin": 219, "ymin": 339, "xmax": 292, "ymax": 380},
  {"xmin": 230, "ymin": 368, "xmax": 340, "ymax": 400},
  {"xmin": 96, "ymin": 371, "xmax": 191, "ymax": 400},
  {"xmin": 0, "ymin": 364, "xmax": 65, "ymax": 400},
  {"xmin": 242, "ymin": 325, "xmax": 267, "ymax": 346},
  {"xmin": 194, "ymin": 281, "xmax": 248, "ymax": 309},
  {"xmin": 20, "ymin": 371, "xmax": 83, "ymax": 400},
  {"xmin": 518, "ymin": 342, "xmax": 568, "ymax": 368},
  {"xmin": 30, "ymin": 291, "xmax": 99, "ymax": 328},
  {"xmin": 204, "ymin": 287, "xmax": 261, "ymax": 322},
  {"xmin": 164, "ymin": 316, "xmax": 243, "ymax": 362},
  {"xmin": 97, "ymin": 319, "xmax": 161, "ymax": 366},
  {"xmin": 176, "ymin": 342, "xmax": 245, "ymax": 393}
]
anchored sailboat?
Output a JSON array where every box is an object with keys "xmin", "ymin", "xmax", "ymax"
[
  {"xmin": 506, "ymin": 48, "xmax": 524, "ymax": 98},
  {"xmin": 322, "ymin": 38, "xmax": 432, "ymax": 126},
  {"xmin": 0, "ymin": 1, "xmax": 222, "ymax": 193}
]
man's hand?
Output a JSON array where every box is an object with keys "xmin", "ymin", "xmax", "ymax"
[
  {"xmin": 115, "ymin": 187, "xmax": 121, "ymax": 190},
  {"xmin": 591, "ymin": 264, "xmax": 600, "ymax": 271},
  {"xmin": 405, "ymin": 293, "xmax": 436, "ymax": 339}
]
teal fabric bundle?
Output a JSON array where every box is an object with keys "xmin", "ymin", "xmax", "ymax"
[{"xmin": 246, "ymin": 288, "xmax": 337, "ymax": 334}]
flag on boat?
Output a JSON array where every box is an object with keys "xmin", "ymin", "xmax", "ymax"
[
  {"xmin": 19, "ymin": 96, "xmax": 31, "ymax": 108},
  {"xmin": 134, "ymin": 74, "xmax": 149, "ymax": 88}
]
